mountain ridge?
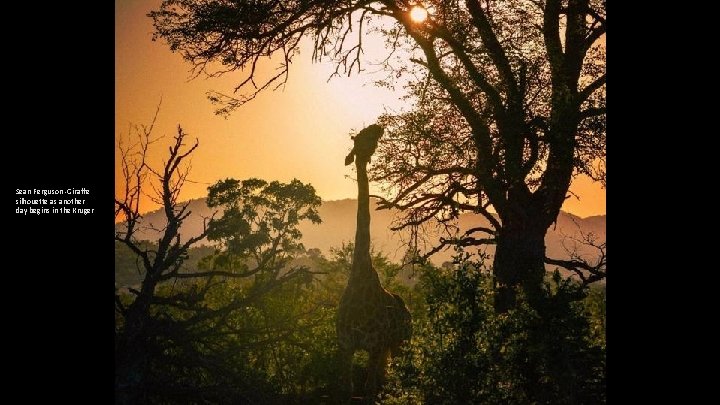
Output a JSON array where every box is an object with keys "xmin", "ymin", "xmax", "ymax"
[{"xmin": 119, "ymin": 197, "xmax": 605, "ymax": 266}]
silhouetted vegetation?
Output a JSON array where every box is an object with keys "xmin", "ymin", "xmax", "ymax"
[
  {"xmin": 115, "ymin": 241, "xmax": 215, "ymax": 287},
  {"xmin": 115, "ymin": 116, "xmax": 326, "ymax": 403},
  {"xmin": 115, "ymin": 1, "xmax": 608, "ymax": 401},
  {"xmin": 150, "ymin": 0, "xmax": 606, "ymax": 312},
  {"xmin": 116, "ymin": 238, "xmax": 605, "ymax": 403},
  {"xmin": 382, "ymin": 252, "xmax": 605, "ymax": 404},
  {"xmin": 114, "ymin": 117, "xmax": 604, "ymax": 401}
]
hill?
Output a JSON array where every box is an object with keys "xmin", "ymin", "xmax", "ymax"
[{"xmin": 118, "ymin": 198, "xmax": 605, "ymax": 267}]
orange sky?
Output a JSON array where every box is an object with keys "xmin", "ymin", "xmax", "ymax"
[{"xmin": 115, "ymin": 0, "xmax": 605, "ymax": 218}]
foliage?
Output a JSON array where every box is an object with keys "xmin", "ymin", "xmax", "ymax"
[
  {"xmin": 584, "ymin": 283, "xmax": 606, "ymax": 349},
  {"xmin": 383, "ymin": 253, "xmax": 606, "ymax": 404},
  {"xmin": 115, "ymin": 173, "xmax": 324, "ymax": 402},
  {"xmin": 115, "ymin": 241, "xmax": 215, "ymax": 288},
  {"xmin": 150, "ymin": 0, "xmax": 607, "ymax": 311},
  {"xmin": 117, "ymin": 228, "xmax": 606, "ymax": 404},
  {"xmin": 114, "ymin": 111, "xmax": 329, "ymax": 402},
  {"xmin": 205, "ymin": 177, "xmax": 322, "ymax": 283}
]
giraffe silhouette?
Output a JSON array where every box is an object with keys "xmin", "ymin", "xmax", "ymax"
[{"xmin": 336, "ymin": 124, "xmax": 412, "ymax": 403}]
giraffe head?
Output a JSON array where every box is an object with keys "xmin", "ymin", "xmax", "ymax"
[{"xmin": 345, "ymin": 124, "xmax": 384, "ymax": 165}]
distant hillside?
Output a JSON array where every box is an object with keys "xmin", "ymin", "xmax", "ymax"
[{"xmin": 118, "ymin": 198, "xmax": 605, "ymax": 267}]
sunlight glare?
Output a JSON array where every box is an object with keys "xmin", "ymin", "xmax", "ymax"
[{"xmin": 410, "ymin": 6, "xmax": 428, "ymax": 23}]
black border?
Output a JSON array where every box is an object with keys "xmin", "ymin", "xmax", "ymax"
[{"xmin": 9, "ymin": 2, "xmax": 113, "ymax": 398}]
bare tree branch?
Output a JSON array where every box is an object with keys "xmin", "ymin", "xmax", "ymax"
[{"xmin": 545, "ymin": 228, "xmax": 606, "ymax": 286}]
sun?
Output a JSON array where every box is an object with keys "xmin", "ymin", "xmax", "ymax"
[{"xmin": 410, "ymin": 6, "xmax": 428, "ymax": 23}]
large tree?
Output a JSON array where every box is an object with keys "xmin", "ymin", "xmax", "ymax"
[{"xmin": 151, "ymin": 0, "xmax": 605, "ymax": 311}]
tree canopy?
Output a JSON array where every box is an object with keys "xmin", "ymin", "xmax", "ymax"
[
  {"xmin": 114, "ymin": 113, "xmax": 325, "ymax": 402},
  {"xmin": 151, "ymin": 0, "xmax": 606, "ymax": 311}
]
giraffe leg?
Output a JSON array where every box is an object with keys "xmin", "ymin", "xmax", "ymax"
[
  {"xmin": 337, "ymin": 347, "xmax": 354, "ymax": 403},
  {"xmin": 364, "ymin": 348, "xmax": 389, "ymax": 404}
]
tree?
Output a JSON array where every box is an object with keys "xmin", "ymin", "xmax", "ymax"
[
  {"xmin": 115, "ymin": 110, "xmax": 324, "ymax": 402},
  {"xmin": 150, "ymin": 0, "xmax": 606, "ymax": 311},
  {"xmin": 115, "ymin": 115, "xmax": 211, "ymax": 403},
  {"xmin": 204, "ymin": 177, "xmax": 323, "ymax": 297},
  {"xmin": 382, "ymin": 252, "xmax": 605, "ymax": 404}
]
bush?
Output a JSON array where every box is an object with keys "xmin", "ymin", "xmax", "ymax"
[{"xmin": 384, "ymin": 254, "xmax": 606, "ymax": 404}]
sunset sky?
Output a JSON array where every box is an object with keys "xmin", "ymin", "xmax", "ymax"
[{"xmin": 115, "ymin": 0, "xmax": 605, "ymax": 218}]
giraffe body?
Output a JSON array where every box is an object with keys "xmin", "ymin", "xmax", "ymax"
[{"xmin": 337, "ymin": 124, "xmax": 412, "ymax": 403}]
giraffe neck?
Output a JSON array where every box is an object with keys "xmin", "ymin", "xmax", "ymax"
[{"xmin": 351, "ymin": 157, "xmax": 379, "ymax": 285}]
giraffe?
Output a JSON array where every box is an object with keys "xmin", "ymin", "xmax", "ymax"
[{"xmin": 336, "ymin": 124, "xmax": 412, "ymax": 403}]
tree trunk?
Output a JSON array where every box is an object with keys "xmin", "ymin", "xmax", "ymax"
[
  {"xmin": 492, "ymin": 215, "xmax": 547, "ymax": 313},
  {"xmin": 115, "ymin": 292, "xmax": 153, "ymax": 404}
]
